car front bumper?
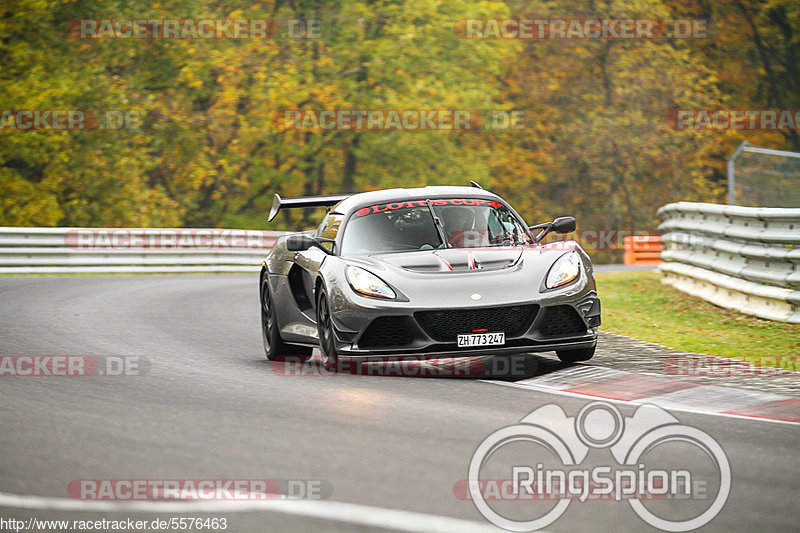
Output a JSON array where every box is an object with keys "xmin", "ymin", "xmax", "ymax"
[{"xmin": 329, "ymin": 293, "xmax": 601, "ymax": 358}]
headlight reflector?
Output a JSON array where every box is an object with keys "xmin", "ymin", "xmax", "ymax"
[
  {"xmin": 546, "ymin": 251, "xmax": 581, "ymax": 289},
  {"xmin": 345, "ymin": 266, "xmax": 396, "ymax": 299}
]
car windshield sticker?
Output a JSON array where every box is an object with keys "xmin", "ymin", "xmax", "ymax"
[{"xmin": 354, "ymin": 198, "xmax": 502, "ymax": 217}]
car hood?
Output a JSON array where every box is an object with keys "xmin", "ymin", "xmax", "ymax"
[
  {"xmin": 366, "ymin": 247, "xmax": 523, "ymax": 273},
  {"xmin": 326, "ymin": 241, "xmax": 595, "ymax": 310}
]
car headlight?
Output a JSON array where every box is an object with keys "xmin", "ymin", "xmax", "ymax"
[
  {"xmin": 545, "ymin": 251, "xmax": 581, "ymax": 289},
  {"xmin": 345, "ymin": 266, "xmax": 396, "ymax": 299}
]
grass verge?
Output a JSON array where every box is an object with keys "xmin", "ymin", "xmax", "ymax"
[{"xmin": 596, "ymin": 270, "xmax": 800, "ymax": 361}]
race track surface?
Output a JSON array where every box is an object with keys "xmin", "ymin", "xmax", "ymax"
[{"xmin": 1, "ymin": 275, "xmax": 798, "ymax": 532}]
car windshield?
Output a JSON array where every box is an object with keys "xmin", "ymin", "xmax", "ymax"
[{"xmin": 339, "ymin": 198, "xmax": 531, "ymax": 256}]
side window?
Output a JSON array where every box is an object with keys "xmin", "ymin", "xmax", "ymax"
[{"xmin": 318, "ymin": 213, "xmax": 343, "ymax": 250}]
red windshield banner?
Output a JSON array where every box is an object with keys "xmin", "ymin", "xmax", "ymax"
[{"xmin": 354, "ymin": 198, "xmax": 502, "ymax": 217}]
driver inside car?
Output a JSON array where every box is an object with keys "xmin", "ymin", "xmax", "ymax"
[{"xmin": 439, "ymin": 206, "xmax": 478, "ymax": 248}]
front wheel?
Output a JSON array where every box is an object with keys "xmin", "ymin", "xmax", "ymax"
[
  {"xmin": 556, "ymin": 345, "xmax": 596, "ymax": 363},
  {"xmin": 316, "ymin": 288, "xmax": 339, "ymax": 372},
  {"xmin": 261, "ymin": 274, "xmax": 312, "ymax": 361}
]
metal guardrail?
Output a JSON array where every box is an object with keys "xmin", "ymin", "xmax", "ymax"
[
  {"xmin": 0, "ymin": 227, "xmax": 287, "ymax": 274},
  {"xmin": 657, "ymin": 202, "xmax": 800, "ymax": 324}
]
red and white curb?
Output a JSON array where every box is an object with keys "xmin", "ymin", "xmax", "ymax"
[{"xmin": 487, "ymin": 365, "xmax": 800, "ymax": 425}]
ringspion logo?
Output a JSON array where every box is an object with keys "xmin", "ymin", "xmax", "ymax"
[{"xmin": 466, "ymin": 401, "xmax": 730, "ymax": 531}]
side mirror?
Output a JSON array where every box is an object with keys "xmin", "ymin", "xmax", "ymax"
[
  {"xmin": 530, "ymin": 216, "xmax": 576, "ymax": 243},
  {"xmin": 552, "ymin": 216, "xmax": 576, "ymax": 234},
  {"xmin": 286, "ymin": 235, "xmax": 314, "ymax": 251},
  {"xmin": 286, "ymin": 235, "xmax": 334, "ymax": 254}
]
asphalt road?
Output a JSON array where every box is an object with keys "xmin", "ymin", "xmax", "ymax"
[{"xmin": 1, "ymin": 275, "xmax": 798, "ymax": 532}]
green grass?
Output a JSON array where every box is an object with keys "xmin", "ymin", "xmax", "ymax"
[{"xmin": 596, "ymin": 271, "xmax": 800, "ymax": 362}]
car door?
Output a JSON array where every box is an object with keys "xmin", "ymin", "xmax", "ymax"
[{"xmin": 288, "ymin": 212, "xmax": 343, "ymax": 319}]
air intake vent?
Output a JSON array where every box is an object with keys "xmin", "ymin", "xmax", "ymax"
[
  {"xmin": 358, "ymin": 317, "xmax": 416, "ymax": 349},
  {"xmin": 538, "ymin": 306, "xmax": 587, "ymax": 337},
  {"xmin": 415, "ymin": 305, "xmax": 538, "ymax": 342}
]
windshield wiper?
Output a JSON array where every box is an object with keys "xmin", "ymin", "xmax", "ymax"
[{"xmin": 424, "ymin": 199, "xmax": 450, "ymax": 248}]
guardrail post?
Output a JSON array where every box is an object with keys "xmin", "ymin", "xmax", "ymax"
[{"xmin": 727, "ymin": 141, "xmax": 749, "ymax": 205}]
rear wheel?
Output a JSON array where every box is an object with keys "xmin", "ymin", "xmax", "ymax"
[
  {"xmin": 556, "ymin": 346, "xmax": 596, "ymax": 363},
  {"xmin": 260, "ymin": 273, "xmax": 312, "ymax": 361},
  {"xmin": 316, "ymin": 288, "xmax": 339, "ymax": 372}
]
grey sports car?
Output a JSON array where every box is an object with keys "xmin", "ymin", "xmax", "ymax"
[{"xmin": 260, "ymin": 184, "xmax": 600, "ymax": 371}]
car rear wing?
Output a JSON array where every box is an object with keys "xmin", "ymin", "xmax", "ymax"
[{"xmin": 268, "ymin": 193, "xmax": 350, "ymax": 222}]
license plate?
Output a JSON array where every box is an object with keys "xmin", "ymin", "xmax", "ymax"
[{"xmin": 457, "ymin": 332, "xmax": 505, "ymax": 347}]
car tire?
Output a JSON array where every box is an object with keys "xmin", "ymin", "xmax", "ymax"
[
  {"xmin": 556, "ymin": 346, "xmax": 596, "ymax": 363},
  {"xmin": 316, "ymin": 288, "xmax": 339, "ymax": 372},
  {"xmin": 261, "ymin": 273, "xmax": 312, "ymax": 361}
]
